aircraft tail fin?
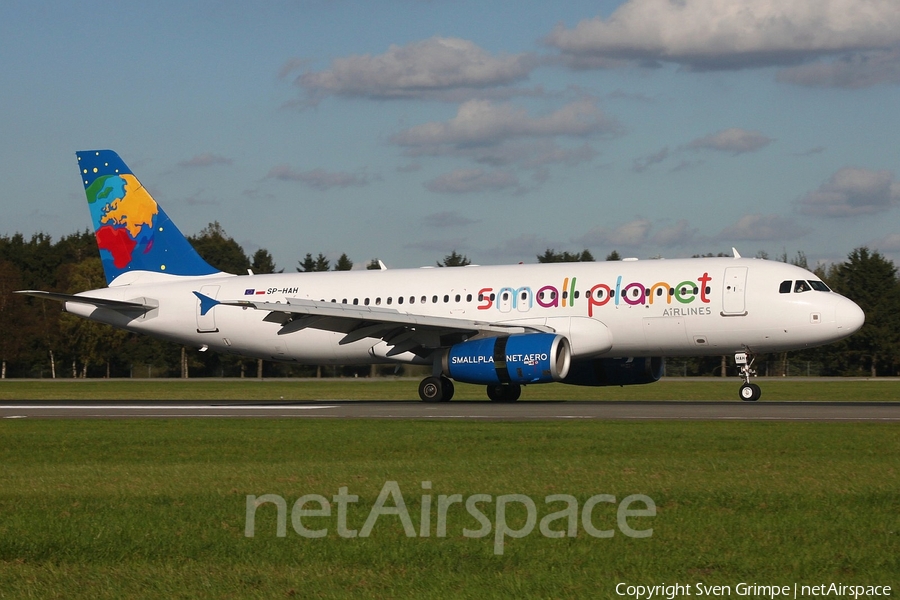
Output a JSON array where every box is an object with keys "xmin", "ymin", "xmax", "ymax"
[{"xmin": 76, "ymin": 150, "xmax": 222, "ymax": 286}]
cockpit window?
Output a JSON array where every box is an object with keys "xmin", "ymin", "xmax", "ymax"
[{"xmin": 783, "ymin": 279, "xmax": 830, "ymax": 294}]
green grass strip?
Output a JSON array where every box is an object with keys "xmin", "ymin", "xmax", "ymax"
[{"xmin": 0, "ymin": 419, "xmax": 897, "ymax": 598}]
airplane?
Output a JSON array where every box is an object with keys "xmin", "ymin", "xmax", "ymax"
[{"xmin": 17, "ymin": 150, "xmax": 865, "ymax": 402}]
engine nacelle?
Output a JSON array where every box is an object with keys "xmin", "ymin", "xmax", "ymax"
[
  {"xmin": 444, "ymin": 333, "xmax": 571, "ymax": 385},
  {"xmin": 562, "ymin": 356, "xmax": 663, "ymax": 387}
]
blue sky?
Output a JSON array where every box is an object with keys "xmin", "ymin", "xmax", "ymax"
[{"xmin": 3, "ymin": 0, "xmax": 899, "ymax": 270}]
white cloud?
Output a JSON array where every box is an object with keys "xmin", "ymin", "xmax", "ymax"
[
  {"xmin": 632, "ymin": 146, "xmax": 669, "ymax": 172},
  {"xmin": 481, "ymin": 233, "xmax": 562, "ymax": 264},
  {"xmin": 545, "ymin": 0, "xmax": 900, "ymax": 72},
  {"xmin": 868, "ymin": 232, "xmax": 900, "ymax": 251},
  {"xmin": 266, "ymin": 165, "xmax": 375, "ymax": 190},
  {"xmin": 424, "ymin": 168, "xmax": 519, "ymax": 194},
  {"xmin": 686, "ymin": 128, "xmax": 774, "ymax": 155},
  {"xmin": 404, "ymin": 237, "xmax": 471, "ymax": 255},
  {"xmin": 776, "ymin": 50, "xmax": 900, "ymax": 88},
  {"xmin": 392, "ymin": 99, "xmax": 620, "ymax": 151},
  {"xmin": 716, "ymin": 214, "xmax": 810, "ymax": 241},
  {"xmin": 278, "ymin": 58, "xmax": 311, "ymax": 79},
  {"xmin": 651, "ymin": 219, "xmax": 698, "ymax": 247},
  {"xmin": 797, "ymin": 167, "xmax": 900, "ymax": 217},
  {"xmin": 179, "ymin": 153, "xmax": 232, "ymax": 168},
  {"xmin": 576, "ymin": 218, "xmax": 652, "ymax": 248},
  {"xmin": 469, "ymin": 140, "xmax": 598, "ymax": 169},
  {"xmin": 297, "ymin": 37, "xmax": 535, "ymax": 102}
]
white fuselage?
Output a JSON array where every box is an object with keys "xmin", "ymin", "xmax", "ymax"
[{"xmin": 65, "ymin": 257, "xmax": 864, "ymax": 365}]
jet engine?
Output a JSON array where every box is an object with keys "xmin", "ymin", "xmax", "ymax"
[
  {"xmin": 562, "ymin": 356, "xmax": 663, "ymax": 387},
  {"xmin": 444, "ymin": 333, "xmax": 571, "ymax": 385}
]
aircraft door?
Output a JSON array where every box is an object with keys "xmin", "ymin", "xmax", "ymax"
[
  {"xmin": 722, "ymin": 267, "xmax": 748, "ymax": 316},
  {"xmin": 196, "ymin": 285, "xmax": 220, "ymax": 333},
  {"xmin": 497, "ymin": 288, "xmax": 513, "ymax": 313},
  {"xmin": 450, "ymin": 288, "xmax": 467, "ymax": 315}
]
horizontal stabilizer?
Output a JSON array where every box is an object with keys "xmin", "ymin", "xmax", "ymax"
[{"xmin": 15, "ymin": 290, "xmax": 156, "ymax": 311}]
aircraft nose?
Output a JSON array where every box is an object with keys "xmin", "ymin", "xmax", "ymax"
[{"xmin": 835, "ymin": 298, "xmax": 865, "ymax": 335}]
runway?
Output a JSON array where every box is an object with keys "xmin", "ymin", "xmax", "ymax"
[{"xmin": 2, "ymin": 401, "xmax": 900, "ymax": 421}]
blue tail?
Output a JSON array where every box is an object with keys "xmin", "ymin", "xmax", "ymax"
[{"xmin": 76, "ymin": 150, "xmax": 221, "ymax": 285}]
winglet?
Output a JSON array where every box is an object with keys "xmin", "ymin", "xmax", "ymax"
[
  {"xmin": 193, "ymin": 291, "xmax": 221, "ymax": 316},
  {"xmin": 732, "ymin": 247, "xmax": 742, "ymax": 259},
  {"xmin": 77, "ymin": 150, "xmax": 222, "ymax": 285}
]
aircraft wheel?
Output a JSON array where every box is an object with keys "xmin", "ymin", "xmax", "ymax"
[
  {"xmin": 486, "ymin": 383, "xmax": 522, "ymax": 402},
  {"xmin": 419, "ymin": 377, "xmax": 444, "ymax": 402},
  {"xmin": 739, "ymin": 383, "xmax": 761, "ymax": 402},
  {"xmin": 440, "ymin": 377, "xmax": 455, "ymax": 402}
]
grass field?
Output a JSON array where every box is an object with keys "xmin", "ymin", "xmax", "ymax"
[
  {"xmin": 1, "ymin": 377, "xmax": 899, "ymax": 401},
  {"xmin": 0, "ymin": 381, "xmax": 898, "ymax": 598}
]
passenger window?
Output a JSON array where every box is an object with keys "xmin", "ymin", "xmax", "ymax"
[
  {"xmin": 443, "ymin": 295, "xmax": 450, "ymax": 303},
  {"xmin": 397, "ymin": 297, "xmax": 403, "ymax": 305},
  {"xmin": 779, "ymin": 281, "xmax": 792, "ymax": 294},
  {"xmin": 794, "ymin": 280, "xmax": 810, "ymax": 293},
  {"xmin": 432, "ymin": 296, "xmax": 438, "ymax": 303}
]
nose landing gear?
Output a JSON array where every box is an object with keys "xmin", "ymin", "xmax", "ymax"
[{"xmin": 735, "ymin": 352, "xmax": 760, "ymax": 401}]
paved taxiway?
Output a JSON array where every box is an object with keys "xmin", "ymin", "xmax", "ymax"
[{"xmin": 2, "ymin": 401, "xmax": 899, "ymax": 421}]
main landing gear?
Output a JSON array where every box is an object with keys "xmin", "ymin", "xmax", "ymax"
[
  {"xmin": 735, "ymin": 352, "xmax": 761, "ymax": 401},
  {"xmin": 418, "ymin": 376, "xmax": 455, "ymax": 402},
  {"xmin": 417, "ymin": 377, "xmax": 523, "ymax": 402},
  {"xmin": 486, "ymin": 383, "xmax": 521, "ymax": 403}
]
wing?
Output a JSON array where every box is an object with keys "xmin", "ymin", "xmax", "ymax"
[{"xmin": 220, "ymin": 296, "xmax": 551, "ymax": 359}]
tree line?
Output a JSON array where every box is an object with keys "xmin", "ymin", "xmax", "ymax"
[{"xmin": 0, "ymin": 225, "xmax": 897, "ymax": 378}]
